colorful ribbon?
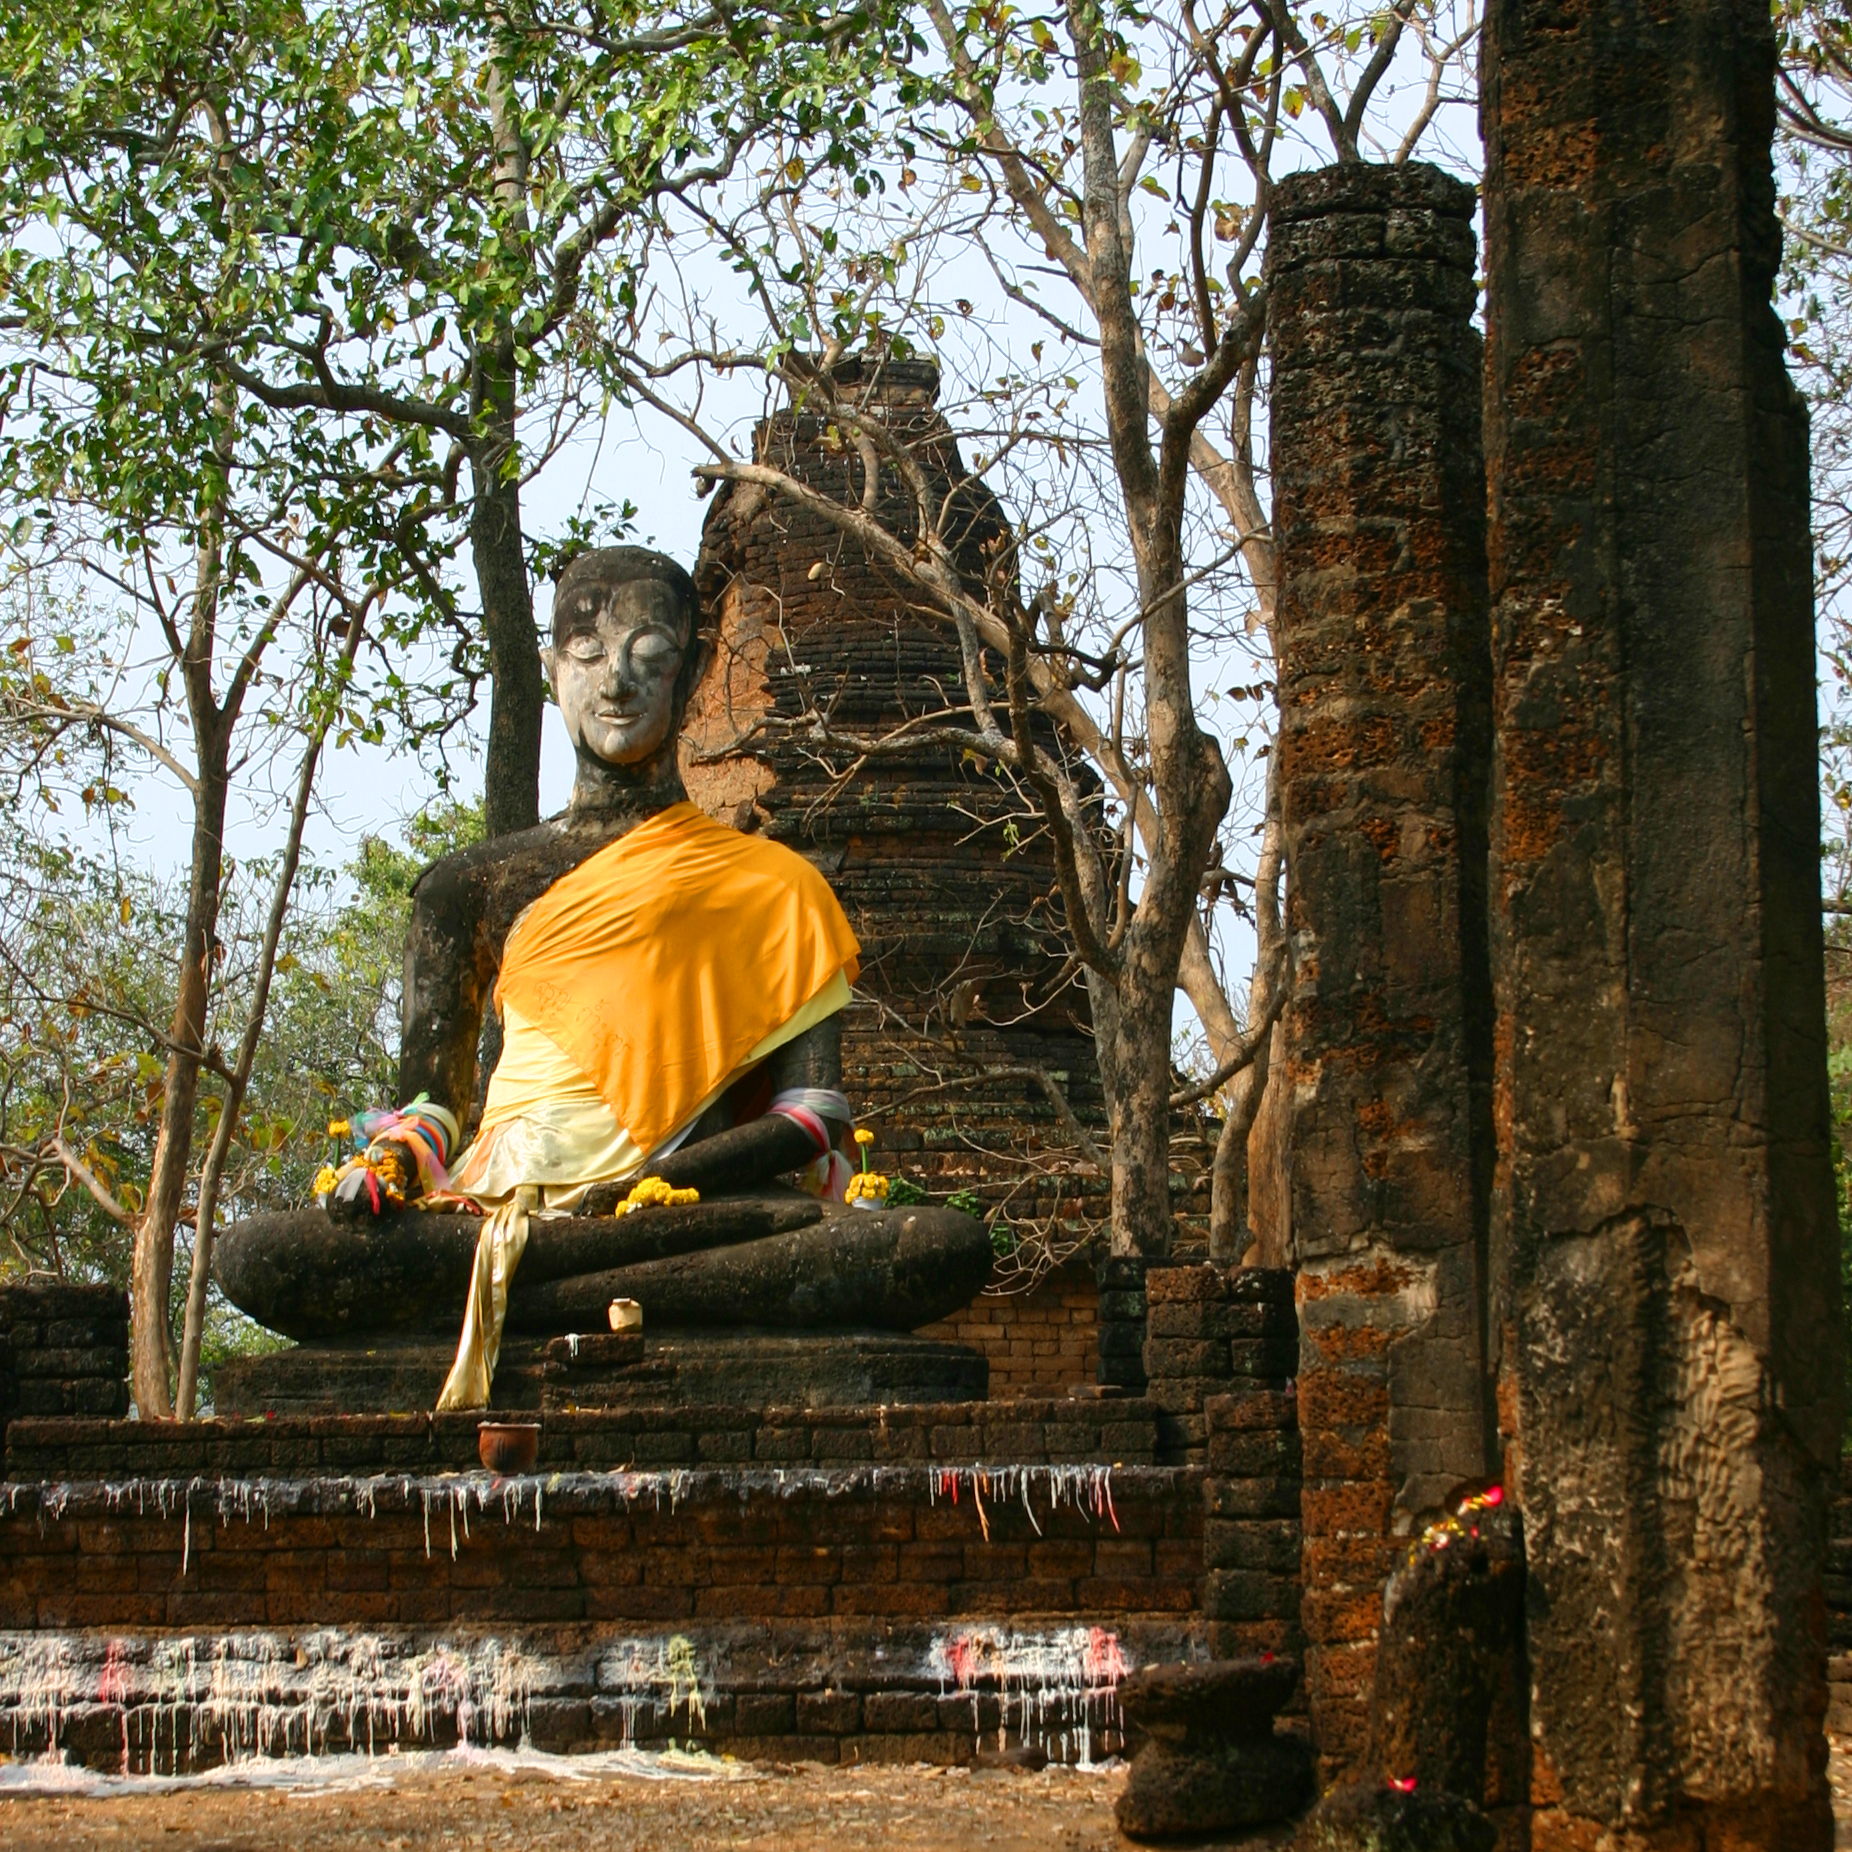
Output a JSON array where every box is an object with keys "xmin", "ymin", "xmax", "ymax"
[
  {"xmin": 769, "ymin": 1088, "xmax": 855, "ymax": 1202},
  {"xmin": 350, "ymin": 1095, "xmax": 458, "ymax": 1192}
]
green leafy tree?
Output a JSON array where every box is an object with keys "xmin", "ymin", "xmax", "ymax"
[
  {"xmin": 0, "ymin": 803, "xmax": 481, "ymax": 1403},
  {"xmin": 4, "ymin": 0, "xmax": 920, "ymax": 837}
]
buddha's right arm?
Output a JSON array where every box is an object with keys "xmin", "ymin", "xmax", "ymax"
[{"xmin": 398, "ymin": 855, "xmax": 496, "ymax": 1124}]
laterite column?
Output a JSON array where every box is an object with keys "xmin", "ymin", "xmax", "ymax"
[
  {"xmin": 1483, "ymin": 2, "xmax": 1842, "ymax": 1845},
  {"xmin": 1266, "ymin": 163, "xmax": 1495, "ymax": 1781}
]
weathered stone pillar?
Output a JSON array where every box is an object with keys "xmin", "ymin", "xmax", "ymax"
[
  {"xmin": 1482, "ymin": 4, "xmax": 1842, "ymax": 1846},
  {"xmin": 1266, "ymin": 163, "xmax": 1495, "ymax": 1781}
]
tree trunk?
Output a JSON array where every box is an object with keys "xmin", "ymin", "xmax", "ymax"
[
  {"xmin": 470, "ymin": 395, "xmax": 543, "ymax": 838},
  {"xmin": 131, "ymin": 751, "xmax": 228, "ymax": 1417},
  {"xmin": 174, "ymin": 608, "xmax": 362, "ymax": 1419},
  {"xmin": 1211, "ymin": 764, "xmax": 1286, "ymax": 1259},
  {"xmin": 1097, "ymin": 969, "xmax": 1182, "ymax": 1257},
  {"xmin": 472, "ymin": 42, "xmax": 543, "ymax": 840}
]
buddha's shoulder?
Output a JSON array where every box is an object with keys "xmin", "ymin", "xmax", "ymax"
[
  {"xmin": 409, "ymin": 816, "xmax": 609, "ymax": 910},
  {"xmin": 703, "ymin": 818, "xmax": 836, "ymax": 892}
]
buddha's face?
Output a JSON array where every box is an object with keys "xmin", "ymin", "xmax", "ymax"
[{"xmin": 545, "ymin": 574, "xmax": 690, "ymax": 769}]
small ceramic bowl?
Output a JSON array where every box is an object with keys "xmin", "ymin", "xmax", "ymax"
[{"xmin": 477, "ymin": 1420, "xmax": 541, "ymax": 1475}]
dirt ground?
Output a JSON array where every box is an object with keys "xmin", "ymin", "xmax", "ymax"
[
  {"xmin": 0, "ymin": 1752, "xmax": 1133, "ymax": 1852},
  {"xmin": 0, "ymin": 1737, "xmax": 1845, "ymax": 1850}
]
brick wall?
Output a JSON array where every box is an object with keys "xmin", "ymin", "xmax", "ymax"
[
  {"xmin": 917, "ymin": 1259, "xmax": 1098, "ymax": 1397},
  {"xmin": 1202, "ymin": 1388, "xmax": 1302, "ymax": 1666},
  {"xmin": 1142, "ymin": 1264, "xmax": 1296, "ymax": 1467},
  {"xmin": 0, "ymin": 1282, "xmax": 129, "ymax": 1426},
  {"xmin": 5, "ymin": 1398, "xmax": 1161, "ymax": 1482},
  {"xmin": 0, "ymin": 1458, "xmax": 1200, "ymax": 1635}
]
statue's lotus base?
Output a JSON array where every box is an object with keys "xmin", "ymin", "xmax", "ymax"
[
  {"xmin": 214, "ymin": 1328, "xmax": 988, "ymax": 1417},
  {"xmin": 213, "ymin": 1199, "xmax": 993, "ymax": 1342}
]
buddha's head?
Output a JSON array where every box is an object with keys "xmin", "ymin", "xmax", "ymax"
[{"xmin": 544, "ymin": 547, "xmax": 708, "ymax": 786}]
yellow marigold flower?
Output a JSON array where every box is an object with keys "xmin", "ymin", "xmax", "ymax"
[
  {"xmin": 845, "ymin": 1171, "xmax": 890, "ymax": 1205},
  {"xmin": 312, "ymin": 1165, "xmax": 339, "ymax": 1196},
  {"xmin": 621, "ymin": 1175, "xmax": 700, "ymax": 1215},
  {"xmin": 327, "ymin": 1119, "xmax": 351, "ymax": 1138},
  {"xmin": 853, "ymin": 1128, "xmax": 875, "ymax": 1147}
]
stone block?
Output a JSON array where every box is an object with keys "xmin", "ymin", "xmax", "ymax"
[
  {"xmin": 1206, "ymin": 1476, "xmax": 1301, "ymax": 1520},
  {"xmin": 1207, "ymin": 1620, "xmax": 1303, "ymax": 1661},
  {"xmin": 1143, "ymin": 1338, "xmax": 1230, "ymax": 1379},
  {"xmin": 1200, "ymin": 1422, "xmax": 1303, "ymax": 1481},
  {"xmin": 1115, "ymin": 1737, "xmax": 1313, "ymax": 1841},
  {"xmin": 1226, "ymin": 1336, "xmax": 1299, "ymax": 1381},
  {"xmin": 796, "ymin": 1689, "xmax": 863, "ymax": 1734},
  {"xmin": 1296, "ymin": 1781, "xmax": 1493, "ymax": 1852},
  {"xmin": 1202, "ymin": 1568, "xmax": 1301, "ymax": 1624},
  {"xmin": 1154, "ymin": 1412, "xmax": 1206, "ymax": 1457},
  {"xmin": 862, "ymin": 1690, "xmax": 939, "ymax": 1732},
  {"xmin": 70, "ymin": 1378, "xmax": 129, "ymax": 1418},
  {"xmin": 732, "ymin": 1692, "xmax": 796, "ymax": 1735},
  {"xmin": 1146, "ymin": 1265, "xmax": 1222, "ymax": 1305},
  {"xmin": 1146, "ymin": 1303, "xmax": 1215, "ymax": 1340},
  {"xmin": 13, "ymin": 1381, "xmax": 72, "ymax": 1417},
  {"xmin": 1204, "ymin": 1518, "xmax": 1302, "ymax": 1574}
]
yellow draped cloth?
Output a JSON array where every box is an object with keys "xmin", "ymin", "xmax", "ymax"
[{"xmin": 434, "ymin": 802, "xmax": 860, "ymax": 1409}]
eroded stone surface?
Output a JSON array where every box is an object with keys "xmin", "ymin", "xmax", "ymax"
[
  {"xmin": 1116, "ymin": 1737, "xmax": 1312, "ymax": 1842},
  {"xmin": 1294, "ymin": 1781, "xmax": 1493, "ymax": 1852},
  {"xmin": 1370, "ymin": 1494, "xmax": 1523, "ymax": 1810},
  {"xmin": 1482, "ymin": 1, "xmax": 1841, "ymax": 1842},
  {"xmin": 1115, "ymin": 1656, "xmax": 1309, "ymax": 1840}
]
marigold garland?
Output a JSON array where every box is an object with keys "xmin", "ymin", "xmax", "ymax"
[{"xmin": 620, "ymin": 1175, "xmax": 701, "ymax": 1215}]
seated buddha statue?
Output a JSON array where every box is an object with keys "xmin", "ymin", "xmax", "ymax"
[{"xmin": 213, "ymin": 546, "xmax": 991, "ymax": 1408}]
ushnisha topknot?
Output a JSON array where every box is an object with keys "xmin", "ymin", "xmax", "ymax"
[{"xmin": 550, "ymin": 546, "xmax": 698, "ymax": 645}]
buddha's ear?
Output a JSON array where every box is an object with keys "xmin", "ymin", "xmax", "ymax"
[
  {"xmin": 673, "ymin": 628, "xmax": 715, "ymax": 712},
  {"xmin": 539, "ymin": 643, "xmax": 558, "ymax": 701}
]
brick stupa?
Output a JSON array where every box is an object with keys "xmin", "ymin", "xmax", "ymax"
[{"xmin": 689, "ymin": 358, "xmax": 1110, "ymax": 1393}]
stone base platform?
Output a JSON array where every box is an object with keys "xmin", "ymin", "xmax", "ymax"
[
  {"xmin": 0, "ymin": 1398, "xmax": 1199, "ymax": 1772},
  {"xmin": 3, "ymin": 1392, "xmax": 1200, "ymax": 1770},
  {"xmin": 214, "ymin": 1330, "xmax": 989, "ymax": 1417}
]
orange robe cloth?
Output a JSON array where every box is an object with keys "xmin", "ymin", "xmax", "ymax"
[{"xmin": 490, "ymin": 800, "xmax": 860, "ymax": 1158}]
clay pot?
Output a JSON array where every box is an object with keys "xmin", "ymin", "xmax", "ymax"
[{"xmin": 477, "ymin": 1420, "xmax": 541, "ymax": 1475}]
